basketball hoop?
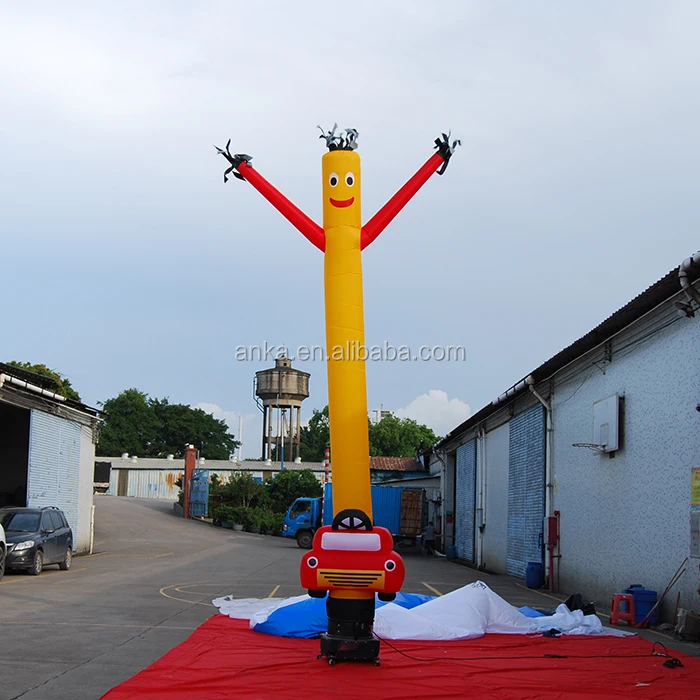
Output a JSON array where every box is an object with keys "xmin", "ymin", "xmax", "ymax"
[{"xmin": 572, "ymin": 442, "xmax": 606, "ymax": 454}]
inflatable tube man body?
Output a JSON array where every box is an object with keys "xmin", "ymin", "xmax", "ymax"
[{"xmin": 217, "ymin": 127, "xmax": 458, "ymax": 663}]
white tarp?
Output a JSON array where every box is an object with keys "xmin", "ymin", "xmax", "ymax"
[
  {"xmin": 213, "ymin": 594, "xmax": 308, "ymax": 627},
  {"xmin": 373, "ymin": 581, "xmax": 630, "ymax": 639},
  {"xmin": 213, "ymin": 581, "xmax": 632, "ymax": 640}
]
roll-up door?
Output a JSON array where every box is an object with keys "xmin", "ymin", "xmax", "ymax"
[
  {"xmin": 455, "ymin": 439, "xmax": 476, "ymax": 562},
  {"xmin": 507, "ymin": 404, "xmax": 545, "ymax": 577},
  {"xmin": 27, "ymin": 410, "xmax": 81, "ymax": 547}
]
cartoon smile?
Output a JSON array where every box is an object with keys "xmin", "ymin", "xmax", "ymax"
[{"xmin": 329, "ymin": 196, "xmax": 354, "ymax": 208}]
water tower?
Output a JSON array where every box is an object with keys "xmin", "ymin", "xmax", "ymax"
[{"xmin": 255, "ymin": 357, "xmax": 310, "ymax": 461}]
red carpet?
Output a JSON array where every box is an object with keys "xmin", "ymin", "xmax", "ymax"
[{"xmin": 102, "ymin": 615, "xmax": 700, "ymax": 700}]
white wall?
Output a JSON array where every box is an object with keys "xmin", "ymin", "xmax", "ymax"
[
  {"xmin": 481, "ymin": 422, "xmax": 510, "ymax": 573},
  {"xmin": 105, "ymin": 467, "xmax": 326, "ymax": 501},
  {"xmin": 77, "ymin": 426, "xmax": 95, "ymax": 553},
  {"xmin": 551, "ymin": 309, "xmax": 700, "ymax": 614}
]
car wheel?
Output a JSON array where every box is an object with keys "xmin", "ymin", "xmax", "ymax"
[
  {"xmin": 296, "ymin": 531, "xmax": 313, "ymax": 549},
  {"xmin": 0, "ymin": 546, "xmax": 5, "ymax": 581},
  {"xmin": 29, "ymin": 550, "xmax": 43, "ymax": 576},
  {"xmin": 59, "ymin": 547, "xmax": 72, "ymax": 571}
]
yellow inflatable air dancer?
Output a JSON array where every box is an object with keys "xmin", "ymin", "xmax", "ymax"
[{"xmin": 217, "ymin": 127, "xmax": 459, "ymax": 665}]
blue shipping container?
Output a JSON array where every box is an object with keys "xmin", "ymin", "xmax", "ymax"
[{"xmin": 322, "ymin": 483, "xmax": 403, "ymax": 534}]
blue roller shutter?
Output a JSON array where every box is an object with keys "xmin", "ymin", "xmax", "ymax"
[
  {"xmin": 455, "ymin": 439, "xmax": 476, "ymax": 562},
  {"xmin": 507, "ymin": 404, "xmax": 545, "ymax": 577},
  {"xmin": 27, "ymin": 410, "xmax": 81, "ymax": 547}
]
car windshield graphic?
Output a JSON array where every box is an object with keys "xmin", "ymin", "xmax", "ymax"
[
  {"xmin": 320, "ymin": 532, "xmax": 381, "ymax": 552},
  {"xmin": 0, "ymin": 512, "xmax": 40, "ymax": 532}
]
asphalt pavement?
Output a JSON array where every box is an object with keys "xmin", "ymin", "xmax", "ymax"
[{"xmin": 0, "ymin": 496, "xmax": 696, "ymax": 699}]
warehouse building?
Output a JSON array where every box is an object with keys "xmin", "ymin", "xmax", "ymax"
[
  {"xmin": 0, "ymin": 363, "xmax": 100, "ymax": 553},
  {"xmin": 101, "ymin": 456, "xmax": 326, "ymax": 499},
  {"xmin": 434, "ymin": 254, "xmax": 700, "ymax": 616},
  {"xmin": 100, "ymin": 455, "xmax": 431, "ymax": 500}
]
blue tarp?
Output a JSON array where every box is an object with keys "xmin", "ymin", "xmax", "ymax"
[{"xmin": 254, "ymin": 592, "xmax": 434, "ymax": 639}]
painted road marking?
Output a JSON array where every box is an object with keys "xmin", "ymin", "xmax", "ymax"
[
  {"xmin": 174, "ymin": 585, "xmax": 217, "ymax": 595},
  {"xmin": 94, "ymin": 552, "xmax": 173, "ymax": 559},
  {"xmin": 159, "ymin": 583, "xmax": 215, "ymax": 607},
  {"xmin": 268, "ymin": 585, "xmax": 280, "ymax": 598},
  {"xmin": 422, "ymin": 582, "xmax": 443, "ymax": 596}
]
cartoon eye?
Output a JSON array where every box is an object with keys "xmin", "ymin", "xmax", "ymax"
[
  {"xmin": 345, "ymin": 172, "xmax": 355, "ymax": 186},
  {"xmin": 329, "ymin": 172, "xmax": 339, "ymax": 187},
  {"xmin": 384, "ymin": 560, "xmax": 396, "ymax": 572},
  {"xmin": 307, "ymin": 557, "xmax": 318, "ymax": 568}
]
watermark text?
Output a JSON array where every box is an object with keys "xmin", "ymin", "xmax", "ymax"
[{"xmin": 234, "ymin": 342, "xmax": 466, "ymax": 362}]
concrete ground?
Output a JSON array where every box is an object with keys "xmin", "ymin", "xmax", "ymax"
[{"xmin": 0, "ymin": 496, "xmax": 697, "ymax": 699}]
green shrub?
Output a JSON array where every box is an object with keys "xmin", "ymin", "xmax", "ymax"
[
  {"xmin": 268, "ymin": 511, "xmax": 284, "ymax": 534},
  {"xmin": 230, "ymin": 506, "xmax": 253, "ymax": 527},
  {"xmin": 264, "ymin": 469, "xmax": 322, "ymax": 513},
  {"xmin": 212, "ymin": 504, "xmax": 235, "ymax": 524}
]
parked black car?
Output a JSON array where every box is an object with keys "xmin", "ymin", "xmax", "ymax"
[{"xmin": 0, "ymin": 507, "xmax": 73, "ymax": 575}]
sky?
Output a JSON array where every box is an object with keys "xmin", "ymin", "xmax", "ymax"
[{"xmin": 1, "ymin": 1, "xmax": 698, "ymax": 457}]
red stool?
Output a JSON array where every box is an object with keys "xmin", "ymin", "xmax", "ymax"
[{"xmin": 610, "ymin": 593, "xmax": 636, "ymax": 626}]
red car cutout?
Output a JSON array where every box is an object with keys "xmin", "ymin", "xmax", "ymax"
[{"xmin": 300, "ymin": 524, "xmax": 405, "ymax": 600}]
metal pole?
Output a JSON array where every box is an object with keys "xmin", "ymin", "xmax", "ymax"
[
  {"xmin": 276, "ymin": 406, "xmax": 281, "ymax": 462},
  {"xmin": 280, "ymin": 409, "xmax": 286, "ymax": 471},
  {"xmin": 261, "ymin": 405, "xmax": 268, "ymax": 459},
  {"xmin": 289, "ymin": 406, "xmax": 294, "ymax": 461},
  {"xmin": 238, "ymin": 415, "xmax": 243, "ymax": 461}
]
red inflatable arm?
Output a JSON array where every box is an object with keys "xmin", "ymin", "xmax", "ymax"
[
  {"xmin": 236, "ymin": 161, "xmax": 326, "ymax": 252},
  {"xmin": 360, "ymin": 152, "xmax": 445, "ymax": 250}
]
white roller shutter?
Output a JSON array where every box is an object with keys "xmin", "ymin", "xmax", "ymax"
[{"xmin": 28, "ymin": 410, "xmax": 81, "ymax": 547}]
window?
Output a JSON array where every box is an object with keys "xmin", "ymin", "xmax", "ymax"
[
  {"xmin": 0, "ymin": 512, "xmax": 39, "ymax": 532},
  {"xmin": 48, "ymin": 512, "xmax": 63, "ymax": 530},
  {"xmin": 290, "ymin": 501, "xmax": 311, "ymax": 519}
]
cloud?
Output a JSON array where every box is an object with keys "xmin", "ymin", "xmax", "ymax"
[
  {"xmin": 195, "ymin": 402, "xmax": 260, "ymax": 459},
  {"xmin": 395, "ymin": 390, "xmax": 470, "ymax": 437}
]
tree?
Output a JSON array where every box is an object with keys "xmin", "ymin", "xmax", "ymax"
[
  {"xmin": 150, "ymin": 399, "xmax": 238, "ymax": 460},
  {"xmin": 369, "ymin": 414, "xmax": 439, "ymax": 457},
  {"xmin": 299, "ymin": 405, "xmax": 330, "ymax": 462},
  {"xmin": 265, "ymin": 469, "xmax": 323, "ymax": 513},
  {"xmin": 97, "ymin": 389, "xmax": 162, "ymax": 457},
  {"xmin": 7, "ymin": 361, "xmax": 81, "ymax": 401},
  {"xmin": 96, "ymin": 389, "xmax": 239, "ymax": 459},
  {"xmin": 299, "ymin": 404, "xmax": 439, "ymax": 461}
]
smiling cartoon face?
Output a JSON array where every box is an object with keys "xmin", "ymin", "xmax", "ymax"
[{"xmin": 322, "ymin": 149, "xmax": 361, "ymax": 230}]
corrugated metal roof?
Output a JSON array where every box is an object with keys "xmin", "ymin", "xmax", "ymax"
[
  {"xmin": 102, "ymin": 456, "xmax": 425, "ymax": 471},
  {"xmin": 436, "ymin": 262, "xmax": 697, "ymax": 449},
  {"xmin": 0, "ymin": 362, "xmax": 100, "ymax": 417},
  {"xmin": 101, "ymin": 457, "xmax": 326, "ymax": 471}
]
